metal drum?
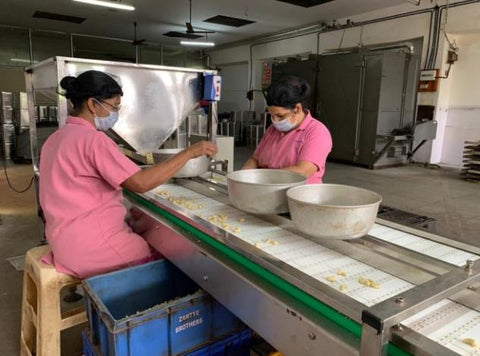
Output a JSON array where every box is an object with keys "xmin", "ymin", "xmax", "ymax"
[
  {"xmin": 227, "ymin": 169, "xmax": 306, "ymax": 214},
  {"xmin": 287, "ymin": 184, "xmax": 382, "ymax": 240}
]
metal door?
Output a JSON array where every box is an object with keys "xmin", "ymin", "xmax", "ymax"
[{"xmin": 317, "ymin": 53, "xmax": 363, "ymax": 162}]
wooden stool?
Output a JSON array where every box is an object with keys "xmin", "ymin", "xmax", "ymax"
[{"xmin": 20, "ymin": 245, "xmax": 87, "ymax": 356}]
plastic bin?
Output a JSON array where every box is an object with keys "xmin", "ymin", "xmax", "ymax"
[
  {"xmin": 82, "ymin": 260, "xmax": 245, "ymax": 356},
  {"xmin": 186, "ymin": 329, "xmax": 251, "ymax": 356},
  {"xmin": 82, "ymin": 330, "xmax": 100, "ymax": 356},
  {"xmin": 83, "ymin": 328, "xmax": 251, "ymax": 356}
]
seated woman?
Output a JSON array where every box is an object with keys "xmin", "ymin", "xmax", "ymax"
[
  {"xmin": 242, "ymin": 76, "xmax": 332, "ymax": 183},
  {"xmin": 39, "ymin": 70, "xmax": 217, "ymax": 278}
]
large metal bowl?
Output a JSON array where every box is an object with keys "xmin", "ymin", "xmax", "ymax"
[
  {"xmin": 227, "ymin": 169, "xmax": 307, "ymax": 214},
  {"xmin": 287, "ymin": 184, "xmax": 382, "ymax": 240},
  {"xmin": 152, "ymin": 148, "xmax": 210, "ymax": 178}
]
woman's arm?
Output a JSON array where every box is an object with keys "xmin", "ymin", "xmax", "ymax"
[
  {"xmin": 122, "ymin": 141, "xmax": 217, "ymax": 193},
  {"xmin": 283, "ymin": 160, "xmax": 318, "ymax": 178},
  {"xmin": 287, "ymin": 122, "xmax": 332, "ymax": 180},
  {"xmin": 242, "ymin": 156, "xmax": 259, "ymax": 170}
]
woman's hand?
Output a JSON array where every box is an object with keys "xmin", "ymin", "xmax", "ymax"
[
  {"xmin": 185, "ymin": 141, "xmax": 218, "ymax": 158},
  {"xmin": 122, "ymin": 141, "xmax": 218, "ymax": 193},
  {"xmin": 242, "ymin": 156, "xmax": 259, "ymax": 170}
]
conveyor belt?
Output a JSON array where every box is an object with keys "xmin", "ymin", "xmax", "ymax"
[
  {"xmin": 148, "ymin": 184, "xmax": 414, "ymax": 307},
  {"xmin": 369, "ymin": 224, "xmax": 479, "ymax": 267},
  {"xmin": 402, "ymin": 299, "xmax": 480, "ymax": 355},
  {"xmin": 143, "ymin": 183, "xmax": 480, "ymax": 356}
]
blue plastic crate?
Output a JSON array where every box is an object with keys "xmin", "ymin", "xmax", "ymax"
[
  {"xmin": 82, "ymin": 330, "xmax": 99, "ymax": 356},
  {"xmin": 83, "ymin": 328, "xmax": 250, "ymax": 356},
  {"xmin": 186, "ymin": 329, "xmax": 251, "ymax": 356},
  {"xmin": 82, "ymin": 259, "xmax": 245, "ymax": 356},
  {"xmin": 213, "ymin": 301, "xmax": 244, "ymax": 338}
]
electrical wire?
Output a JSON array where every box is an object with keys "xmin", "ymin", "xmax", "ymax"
[
  {"xmin": 430, "ymin": 0, "xmax": 479, "ymax": 70},
  {"xmin": 338, "ymin": 29, "xmax": 346, "ymax": 49},
  {"xmin": 431, "ymin": 7, "xmax": 443, "ymax": 67},
  {"xmin": 427, "ymin": 6, "xmax": 440, "ymax": 69},
  {"xmin": 423, "ymin": 10, "xmax": 433, "ymax": 69},
  {"xmin": 443, "ymin": 30, "xmax": 456, "ymax": 50},
  {"xmin": 436, "ymin": 62, "xmax": 453, "ymax": 78},
  {"xmin": 440, "ymin": 0, "xmax": 457, "ymax": 52},
  {"xmin": 2, "ymin": 149, "xmax": 34, "ymax": 193}
]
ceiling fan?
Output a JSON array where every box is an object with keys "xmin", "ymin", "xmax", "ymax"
[
  {"xmin": 132, "ymin": 22, "xmax": 146, "ymax": 45},
  {"xmin": 164, "ymin": 0, "xmax": 215, "ymax": 39},
  {"xmin": 185, "ymin": 0, "xmax": 215, "ymax": 35}
]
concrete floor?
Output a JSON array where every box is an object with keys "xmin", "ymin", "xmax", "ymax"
[
  {"xmin": 0, "ymin": 162, "xmax": 40, "ymax": 356},
  {"xmin": 324, "ymin": 161, "xmax": 480, "ymax": 247},
  {"xmin": 1, "ymin": 152, "xmax": 479, "ymax": 355}
]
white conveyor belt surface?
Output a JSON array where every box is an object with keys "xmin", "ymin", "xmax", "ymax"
[
  {"xmin": 403, "ymin": 299, "xmax": 480, "ymax": 355},
  {"xmin": 369, "ymin": 224, "xmax": 479, "ymax": 267},
  {"xmin": 147, "ymin": 184, "xmax": 413, "ymax": 307}
]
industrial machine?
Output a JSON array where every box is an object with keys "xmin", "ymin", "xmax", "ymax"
[
  {"xmin": 25, "ymin": 56, "xmax": 219, "ymax": 172},
  {"xmin": 316, "ymin": 51, "xmax": 419, "ymax": 169},
  {"xmin": 26, "ymin": 57, "xmax": 480, "ymax": 356}
]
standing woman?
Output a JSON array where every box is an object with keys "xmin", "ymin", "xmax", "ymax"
[
  {"xmin": 39, "ymin": 70, "xmax": 217, "ymax": 278},
  {"xmin": 242, "ymin": 76, "xmax": 332, "ymax": 183}
]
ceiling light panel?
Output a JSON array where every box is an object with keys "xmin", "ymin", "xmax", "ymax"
[
  {"xmin": 204, "ymin": 15, "xmax": 255, "ymax": 27},
  {"xmin": 72, "ymin": 0, "xmax": 135, "ymax": 11},
  {"xmin": 275, "ymin": 0, "xmax": 334, "ymax": 8},
  {"xmin": 33, "ymin": 11, "xmax": 86, "ymax": 24},
  {"xmin": 180, "ymin": 41, "xmax": 215, "ymax": 47}
]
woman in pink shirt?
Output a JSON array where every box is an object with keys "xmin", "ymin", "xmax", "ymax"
[
  {"xmin": 40, "ymin": 70, "xmax": 217, "ymax": 278},
  {"xmin": 243, "ymin": 76, "xmax": 332, "ymax": 183}
]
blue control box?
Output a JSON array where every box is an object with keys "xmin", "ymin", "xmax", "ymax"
[{"xmin": 204, "ymin": 74, "xmax": 221, "ymax": 101}]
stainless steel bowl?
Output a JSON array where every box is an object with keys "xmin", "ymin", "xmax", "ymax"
[
  {"xmin": 287, "ymin": 184, "xmax": 382, "ymax": 240},
  {"xmin": 227, "ymin": 169, "xmax": 307, "ymax": 214},
  {"xmin": 152, "ymin": 148, "xmax": 210, "ymax": 178}
]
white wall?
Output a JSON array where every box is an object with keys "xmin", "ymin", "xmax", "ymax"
[
  {"xmin": 440, "ymin": 33, "xmax": 480, "ymax": 167},
  {"xmin": 208, "ymin": 1, "xmax": 480, "ymax": 165},
  {"xmin": 429, "ymin": 41, "xmax": 453, "ymax": 163}
]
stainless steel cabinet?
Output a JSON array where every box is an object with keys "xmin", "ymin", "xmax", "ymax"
[{"xmin": 317, "ymin": 51, "xmax": 419, "ymax": 168}]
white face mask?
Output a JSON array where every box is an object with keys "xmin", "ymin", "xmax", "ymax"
[
  {"xmin": 271, "ymin": 114, "xmax": 297, "ymax": 132},
  {"xmin": 94, "ymin": 100, "xmax": 119, "ymax": 131}
]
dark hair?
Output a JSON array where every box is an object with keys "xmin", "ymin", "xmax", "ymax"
[
  {"xmin": 266, "ymin": 76, "xmax": 310, "ymax": 110},
  {"xmin": 59, "ymin": 70, "xmax": 123, "ymax": 111}
]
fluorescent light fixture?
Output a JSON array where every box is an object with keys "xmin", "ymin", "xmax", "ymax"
[
  {"xmin": 180, "ymin": 41, "xmax": 215, "ymax": 47},
  {"xmin": 72, "ymin": 0, "xmax": 135, "ymax": 11},
  {"xmin": 10, "ymin": 58, "xmax": 38, "ymax": 64}
]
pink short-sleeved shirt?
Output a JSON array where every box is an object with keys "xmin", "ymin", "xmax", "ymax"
[
  {"xmin": 254, "ymin": 111, "xmax": 332, "ymax": 183},
  {"xmin": 39, "ymin": 116, "xmax": 151, "ymax": 278}
]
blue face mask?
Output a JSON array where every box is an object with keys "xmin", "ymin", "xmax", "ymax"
[
  {"xmin": 94, "ymin": 100, "xmax": 119, "ymax": 131},
  {"xmin": 271, "ymin": 115, "xmax": 297, "ymax": 132}
]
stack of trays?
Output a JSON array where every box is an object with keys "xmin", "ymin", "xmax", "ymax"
[
  {"xmin": 12, "ymin": 92, "xmax": 29, "ymax": 134},
  {"xmin": 461, "ymin": 140, "xmax": 480, "ymax": 182},
  {"xmin": 0, "ymin": 92, "xmax": 14, "ymax": 160}
]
